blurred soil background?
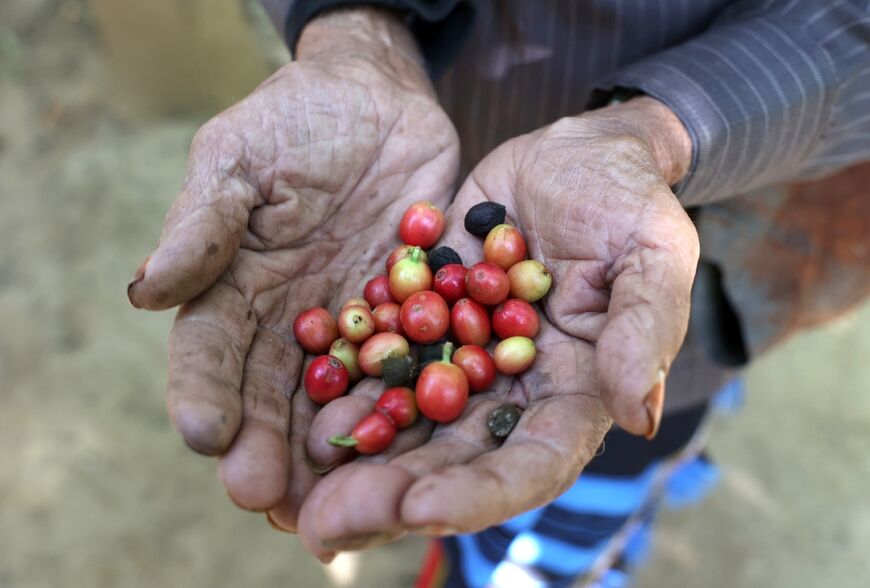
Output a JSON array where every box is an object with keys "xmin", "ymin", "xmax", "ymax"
[{"xmin": 0, "ymin": 1, "xmax": 868, "ymax": 586}]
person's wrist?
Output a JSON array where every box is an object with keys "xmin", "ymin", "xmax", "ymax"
[
  {"xmin": 296, "ymin": 7, "xmax": 431, "ymax": 93},
  {"xmin": 597, "ymin": 97, "xmax": 693, "ymax": 186}
]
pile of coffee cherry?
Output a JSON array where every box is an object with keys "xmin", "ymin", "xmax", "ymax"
[{"xmin": 292, "ymin": 201, "xmax": 552, "ymax": 454}]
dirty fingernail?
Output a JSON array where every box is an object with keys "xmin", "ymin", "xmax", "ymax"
[
  {"xmin": 310, "ymin": 460, "xmax": 342, "ymax": 476},
  {"xmin": 321, "ymin": 531, "xmax": 398, "ymax": 551},
  {"xmin": 305, "ymin": 447, "xmax": 349, "ymax": 476},
  {"xmin": 318, "ymin": 552, "xmax": 336, "ymax": 565},
  {"xmin": 127, "ymin": 255, "xmax": 150, "ymax": 308},
  {"xmin": 644, "ymin": 368, "xmax": 666, "ymax": 440},
  {"xmin": 265, "ymin": 512, "xmax": 293, "ymax": 534},
  {"xmin": 410, "ymin": 524, "xmax": 459, "ymax": 537}
]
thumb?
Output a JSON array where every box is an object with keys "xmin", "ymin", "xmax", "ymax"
[
  {"xmin": 595, "ymin": 212, "xmax": 699, "ymax": 439},
  {"xmin": 127, "ymin": 125, "xmax": 259, "ymax": 310}
]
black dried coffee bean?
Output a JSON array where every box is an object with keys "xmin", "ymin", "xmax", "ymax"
[
  {"xmin": 487, "ymin": 403, "xmax": 522, "ymax": 439},
  {"xmin": 427, "ymin": 246, "xmax": 463, "ymax": 273},
  {"xmin": 464, "ymin": 202, "xmax": 507, "ymax": 238},
  {"xmin": 382, "ymin": 355, "xmax": 413, "ymax": 387}
]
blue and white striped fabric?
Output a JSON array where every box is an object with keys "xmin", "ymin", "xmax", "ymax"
[
  {"xmin": 442, "ymin": 457, "xmax": 720, "ymax": 587},
  {"xmin": 438, "ymin": 380, "xmax": 744, "ymax": 588}
]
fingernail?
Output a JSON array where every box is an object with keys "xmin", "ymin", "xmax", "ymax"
[
  {"xmin": 265, "ymin": 512, "xmax": 294, "ymax": 534},
  {"xmin": 644, "ymin": 368, "xmax": 666, "ymax": 440},
  {"xmin": 127, "ymin": 255, "xmax": 149, "ymax": 308},
  {"xmin": 410, "ymin": 524, "xmax": 459, "ymax": 537},
  {"xmin": 321, "ymin": 531, "xmax": 397, "ymax": 551},
  {"xmin": 594, "ymin": 440, "xmax": 606, "ymax": 457},
  {"xmin": 305, "ymin": 447, "xmax": 348, "ymax": 476},
  {"xmin": 318, "ymin": 553, "xmax": 336, "ymax": 565},
  {"xmin": 310, "ymin": 461, "xmax": 341, "ymax": 476}
]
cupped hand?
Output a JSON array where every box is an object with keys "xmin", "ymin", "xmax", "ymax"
[
  {"xmin": 127, "ymin": 9, "xmax": 459, "ymax": 519},
  {"xmin": 295, "ymin": 97, "xmax": 700, "ymax": 559}
]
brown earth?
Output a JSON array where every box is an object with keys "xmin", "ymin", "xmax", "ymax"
[{"xmin": 1, "ymin": 2, "xmax": 868, "ymax": 586}]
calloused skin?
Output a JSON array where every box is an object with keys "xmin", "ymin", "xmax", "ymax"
[{"xmin": 128, "ymin": 8, "xmax": 699, "ymax": 561}]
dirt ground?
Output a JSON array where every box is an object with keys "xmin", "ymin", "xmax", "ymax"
[{"xmin": 1, "ymin": 2, "xmax": 868, "ymax": 587}]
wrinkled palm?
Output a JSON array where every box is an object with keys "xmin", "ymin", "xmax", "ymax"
[
  {"xmin": 128, "ymin": 57, "xmax": 459, "ymax": 513},
  {"xmin": 295, "ymin": 114, "xmax": 700, "ymax": 559}
]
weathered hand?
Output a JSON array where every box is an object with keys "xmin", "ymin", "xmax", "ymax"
[
  {"xmin": 126, "ymin": 8, "xmax": 458, "ymax": 519},
  {"xmin": 296, "ymin": 98, "xmax": 699, "ymax": 559}
]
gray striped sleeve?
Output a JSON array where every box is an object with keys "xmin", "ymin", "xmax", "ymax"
[{"xmin": 595, "ymin": 0, "xmax": 870, "ymax": 206}]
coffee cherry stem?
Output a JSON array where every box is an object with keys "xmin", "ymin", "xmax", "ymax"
[
  {"xmin": 441, "ymin": 341, "xmax": 455, "ymax": 363},
  {"xmin": 327, "ymin": 435, "xmax": 359, "ymax": 447},
  {"xmin": 410, "ymin": 246, "xmax": 422, "ymax": 263}
]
